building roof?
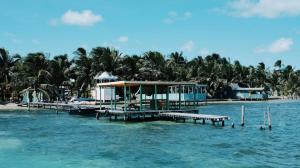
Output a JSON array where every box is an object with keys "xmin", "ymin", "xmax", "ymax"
[
  {"xmin": 231, "ymin": 83, "xmax": 264, "ymax": 91},
  {"xmin": 94, "ymin": 71, "xmax": 118, "ymax": 80},
  {"xmin": 233, "ymin": 87, "xmax": 265, "ymax": 91},
  {"xmin": 97, "ymin": 81, "xmax": 207, "ymax": 87}
]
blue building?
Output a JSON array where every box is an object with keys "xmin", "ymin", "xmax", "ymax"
[{"xmin": 231, "ymin": 84, "xmax": 268, "ymax": 100}]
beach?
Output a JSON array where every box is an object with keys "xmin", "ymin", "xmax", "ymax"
[{"xmin": 0, "ymin": 103, "xmax": 26, "ymax": 110}]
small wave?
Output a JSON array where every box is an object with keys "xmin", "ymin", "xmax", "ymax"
[
  {"xmin": 0, "ymin": 131, "xmax": 10, "ymax": 136},
  {"xmin": 233, "ymin": 148, "xmax": 260, "ymax": 157},
  {"xmin": 0, "ymin": 138, "xmax": 22, "ymax": 149},
  {"xmin": 212, "ymin": 143, "xmax": 232, "ymax": 149},
  {"xmin": 0, "ymin": 114, "xmax": 32, "ymax": 119}
]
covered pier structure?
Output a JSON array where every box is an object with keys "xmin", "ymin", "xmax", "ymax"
[{"xmin": 96, "ymin": 81, "xmax": 207, "ymax": 112}]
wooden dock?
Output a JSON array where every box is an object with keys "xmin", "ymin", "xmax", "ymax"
[
  {"xmin": 25, "ymin": 102, "xmax": 230, "ymax": 126},
  {"xmin": 27, "ymin": 102, "xmax": 99, "ymax": 115},
  {"xmin": 159, "ymin": 112, "xmax": 229, "ymax": 126}
]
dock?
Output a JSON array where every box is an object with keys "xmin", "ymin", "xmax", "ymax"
[
  {"xmin": 26, "ymin": 102, "xmax": 98, "ymax": 115},
  {"xmin": 159, "ymin": 112, "xmax": 229, "ymax": 126},
  {"xmin": 25, "ymin": 102, "xmax": 230, "ymax": 126}
]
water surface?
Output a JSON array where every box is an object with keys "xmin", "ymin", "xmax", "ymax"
[{"xmin": 0, "ymin": 101, "xmax": 299, "ymax": 168}]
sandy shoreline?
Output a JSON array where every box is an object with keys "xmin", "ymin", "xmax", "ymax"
[{"xmin": 0, "ymin": 103, "xmax": 27, "ymax": 110}]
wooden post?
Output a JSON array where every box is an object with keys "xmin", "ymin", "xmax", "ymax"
[
  {"xmin": 114, "ymin": 86, "xmax": 116, "ymax": 110},
  {"xmin": 27, "ymin": 91, "xmax": 30, "ymax": 111},
  {"xmin": 166, "ymin": 86, "xmax": 169, "ymax": 110},
  {"xmin": 222, "ymin": 120, "xmax": 225, "ymax": 127},
  {"xmin": 268, "ymin": 107, "xmax": 272, "ymax": 130},
  {"xmin": 154, "ymin": 84, "xmax": 158, "ymax": 110},
  {"xmin": 56, "ymin": 97, "xmax": 59, "ymax": 114},
  {"xmin": 110, "ymin": 85, "xmax": 113, "ymax": 110},
  {"xmin": 241, "ymin": 105, "xmax": 245, "ymax": 127},
  {"xmin": 193, "ymin": 85, "xmax": 196, "ymax": 108},
  {"xmin": 99, "ymin": 86, "xmax": 102, "ymax": 110},
  {"xmin": 139, "ymin": 83, "xmax": 143, "ymax": 111},
  {"xmin": 124, "ymin": 85, "xmax": 127, "ymax": 112},
  {"xmin": 179, "ymin": 85, "xmax": 182, "ymax": 110},
  {"xmin": 128, "ymin": 85, "xmax": 131, "ymax": 103}
]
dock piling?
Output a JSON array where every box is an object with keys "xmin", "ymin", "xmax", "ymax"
[
  {"xmin": 268, "ymin": 107, "xmax": 272, "ymax": 130},
  {"xmin": 241, "ymin": 105, "xmax": 245, "ymax": 127},
  {"xmin": 56, "ymin": 97, "xmax": 59, "ymax": 114}
]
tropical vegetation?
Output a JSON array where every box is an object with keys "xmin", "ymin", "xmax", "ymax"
[{"xmin": 0, "ymin": 47, "xmax": 299, "ymax": 102}]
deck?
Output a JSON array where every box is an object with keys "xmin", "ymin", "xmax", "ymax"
[
  {"xmin": 159, "ymin": 112, "xmax": 229, "ymax": 126},
  {"xmin": 25, "ymin": 102, "xmax": 230, "ymax": 126}
]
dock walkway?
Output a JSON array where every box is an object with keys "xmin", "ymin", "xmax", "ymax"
[
  {"xmin": 25, "ymin": 102, "xmax": 230, "ymax": 126},
  {"xmin": 159, "ymin": 112, "xmax": 229, "ymax": 126}
]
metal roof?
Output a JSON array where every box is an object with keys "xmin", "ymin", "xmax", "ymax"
[
  {"xmin": 233, "ymin": 87, "xmax": 265, "ymax": 91},
  {"xmin": 94, "ymin": 72, "xmax": 118, "ymax": 80},
  {"xmin": 97, "ymin": 81, "xmax": 207, "ymax": 87}
]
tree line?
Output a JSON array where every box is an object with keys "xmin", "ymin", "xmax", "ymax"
[{"xmin": 0, "ymin": 47, "xmax": 299, "ymax": 101}]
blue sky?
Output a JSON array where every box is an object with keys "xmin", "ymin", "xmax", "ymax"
[{"xmin": 1, "ymin": 0, "xmax": 300, "ymax": 68}]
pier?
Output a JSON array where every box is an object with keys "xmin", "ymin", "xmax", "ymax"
[
  {"xmin": 26, "ymin": 102, "xmax": 99, "ymax": 115},
  {"xmin": 25, "ymin": 102, "xmax": 230, "ymax": 126},
  {"xmin": 159, "ymin": 112, "xmax": 229, "ymax": 126}
]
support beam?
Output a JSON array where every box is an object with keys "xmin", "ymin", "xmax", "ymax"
[
  {"xmin": 110, "ymin": 85, "xmax": 113, "ymax": 110},
  {"xmin": 128, "ymin": 85, "xmax": 131, "ymax": 103},
  {"xmin": 241, "ymin": 105, "xmax": 245, "ymax": 127},
  {"xmin": 99, "ymin": 86, "xmax": 102, "ymax": 110},
  {"xmin": 139, "ymin": 83, "xmax": 143, "ymax": 111},
  {"xmin": 179, "ymin": 85, "xmax": 182, "ymax": 110},
  {"xmin": 193, "ymin": 85, "xmax": 196, "ymax": 108},
  {"xmin": 114, "ymin": 86, "xmax": 116, "ymax": 110},
  {"xmin": 124, "ymin": 85, "xmax": 127, "ymax": 112},
  {"xmin": 166, "ymin": 86, "xmax": 169, "ymax": 110},
  {"xmin": 154, "ymin": 84, "xmax": 158, "ymax": 110}
]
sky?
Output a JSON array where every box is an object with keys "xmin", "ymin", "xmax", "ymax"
[{"xmin": 0, "ymin": 0, "xmax": 300, "ymax": 68}]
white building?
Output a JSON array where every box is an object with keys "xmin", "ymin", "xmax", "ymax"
[{"xmin": 91, "ymin": 72, "xmax": 118, "ymax": 102}]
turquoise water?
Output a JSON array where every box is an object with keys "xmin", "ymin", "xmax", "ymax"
[{"xmin": 1, "ymin": 101, "xmax": 300, "ymax": 168}]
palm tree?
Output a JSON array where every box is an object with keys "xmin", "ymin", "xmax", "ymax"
[
  {"xmin": 118, "ymin": 55, "xmax": 140, "ymax": 80},
  {"xmin": 90, "ymin": 47, "xmax": 121, "ymax": 76},
  {"xmin": 22, "ymin": 52, "xmax": 52, "ymax": 101},
  {"xmin": 138, "ymin": 51, "xmax": 166, "ymax": 80},
  {"xmin": 166, "ymin": 52, "xmax": 187, "ymax": 81},
  {"xmin": 73, "ymin": 48, "xmax": 93, "ymax": 97},
  {"xmin": 0, "ymin": 48, "xmax": 21, "ymax": 101}
]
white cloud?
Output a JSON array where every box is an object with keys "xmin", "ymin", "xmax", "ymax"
[
  {"xmin": 255, "ymin": 38, "xmax": 293, "ymax": 54},
  {"xmin": 61, "ymin": 10, "xmax": 103, "ymax": 26},
  {"xmin": 164, "ymin": 11, "xmax": 192, "ymax": 24},
  {"xmin": 228, "ymin": 0, "xmax": 300, "ymax": 18},
  {"xmin": 117, "ymin": 36, "xmax": 129, "ymax": 43},
  {"xmin": 181, "ymin": 40, "xmax": 195, "ymax": 52}
]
